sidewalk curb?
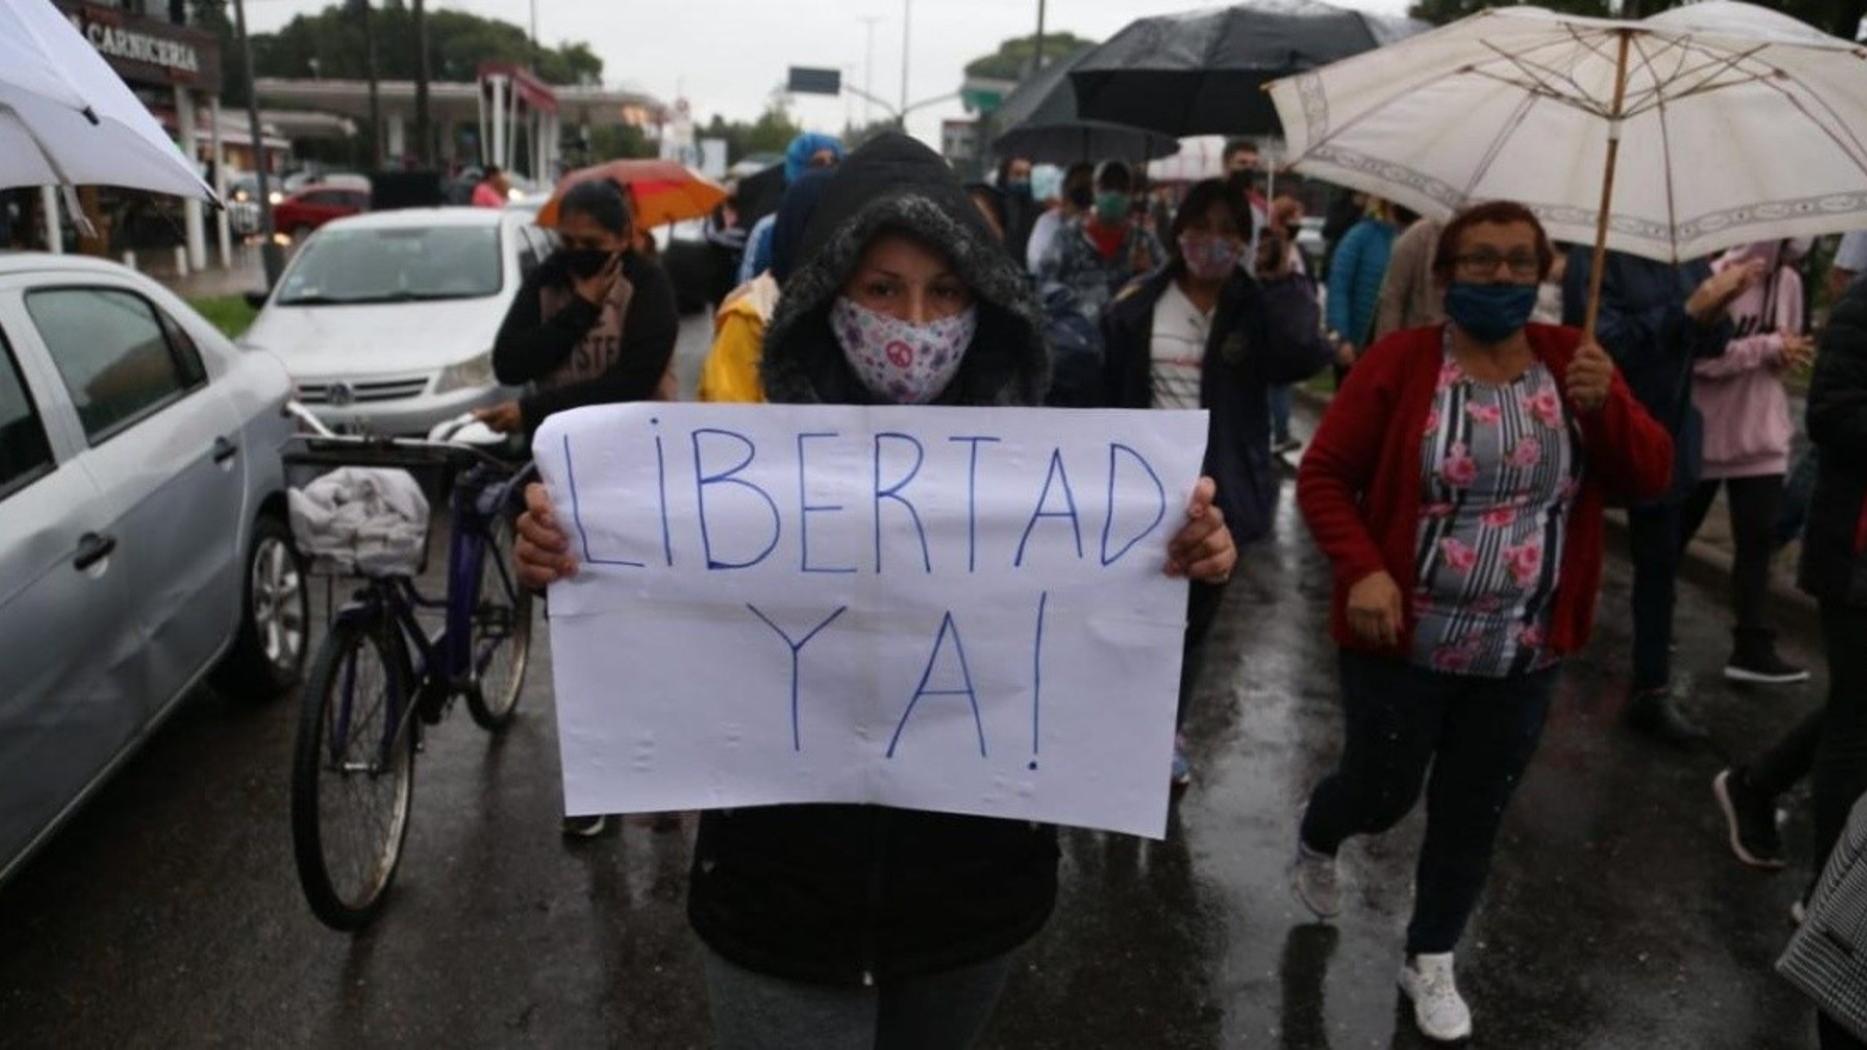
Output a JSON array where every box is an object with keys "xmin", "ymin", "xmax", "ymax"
[{"xmin": 1289, "ymin": 385, "xmax": 1823, "ymax": 642}]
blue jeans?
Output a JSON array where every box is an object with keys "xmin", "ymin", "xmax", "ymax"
[
  {"xmin": 1300, "ymin": 651, "xmax": 1558, "ymax": 954},
  {"xmin": 1267, "ymin": 384, "xmax": 1293, "ymax": 444},
  {"xmin": 1628, "ymin": 502, "xmax": 1682, "ymax": 692}
]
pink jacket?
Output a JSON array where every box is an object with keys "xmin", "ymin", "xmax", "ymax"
[{"xmin": 1694, "ymin": 242, "xmax": 1804, "ymax": 479}]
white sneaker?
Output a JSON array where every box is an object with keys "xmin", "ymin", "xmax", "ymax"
[
  {"xmin": 1399, "ymin": 952, "xmax": 1473, "ymax": 1043},
  {"xmin": 1290, "ymin": 841, "xmax": 1342, "ymax": 919}
]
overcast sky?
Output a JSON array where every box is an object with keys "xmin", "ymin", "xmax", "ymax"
[{"xmin": 248, "ymin": 0, "xmax": 1412, "ymax": 144}]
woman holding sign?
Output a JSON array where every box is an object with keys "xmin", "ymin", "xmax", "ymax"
[
  {"xmin": 514, "ymin": 133, "xmax": 1237, "ymax": 1049},
  {"xmin": 1099, "ymin": 177, "xmax": 1335, "ymax": 789},
  {"xmin": 1292, "ymin": 202, "xmax": 1673, "ymax": 1043}
]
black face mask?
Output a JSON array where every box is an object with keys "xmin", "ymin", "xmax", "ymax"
[
  {"xmin": 1067, "ymin": 185, "xmax": 1094, "ymax": 210},
  {"xmin": 1226, "ymin": 169, "xmax": 1258, "ymax": 198},
  {"xmin": 560, "ymin": 248, "xmax": 617, "ymax": 280}
]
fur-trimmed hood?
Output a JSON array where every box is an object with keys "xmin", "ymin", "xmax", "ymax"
[{"xmin": 760, "ymin": 133, "xmax": 1049, "ymax": 407}]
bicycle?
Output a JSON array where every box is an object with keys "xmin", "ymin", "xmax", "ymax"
[{"xmin": 282, "ymin": 403, "xmax": 536, "ymax": 931}]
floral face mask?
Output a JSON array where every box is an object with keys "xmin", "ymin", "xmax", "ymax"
[
  {"xmin": 830, "ymin": 295, "xmax": 976, "ymax": 404},
  {"xmin": 1178, "ymin": 232, "xmax": 1244, "ymax": 281}
]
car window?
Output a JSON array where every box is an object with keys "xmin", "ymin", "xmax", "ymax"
[
  {"xmin": 303, "ymin": 190, "xmax": 339, "ymax": 206},
  {"xmin": 274, "ymin": 224, "xmax": 504, "ymax": 304},
  {"xmin": 156, "ymin": 308, "xmax": 209, "ymax": 387},
  {"xmin": 25, "ymin": 288, "xmax": 203, "ymax": 444},
  {"xmin": 0, "ymin": 330, "xmax": 54, "ymax": 501}
]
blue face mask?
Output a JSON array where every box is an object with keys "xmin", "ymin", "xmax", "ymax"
[{"xmin": 1444, "ymin": 282, "xmax": 1538, "ymax": 344}]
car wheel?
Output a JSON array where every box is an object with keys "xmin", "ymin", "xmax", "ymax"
[{"xmin": 212, "ymin": 513, "xmax": 309, "ymax": 699}]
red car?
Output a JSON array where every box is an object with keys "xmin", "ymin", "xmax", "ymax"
[{"xmin": 272, "ymin": 187, "xmax": 369, "ymax": 238}]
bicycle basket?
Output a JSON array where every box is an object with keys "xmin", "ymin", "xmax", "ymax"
[{"xmin": 285, "ymin": 441, "xmax": 446, "ymax": 578}]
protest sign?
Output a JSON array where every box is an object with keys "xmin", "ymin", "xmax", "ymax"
[{"xmin": 533, "ymin": 402, "xmax": 1209, "ymax": 839}]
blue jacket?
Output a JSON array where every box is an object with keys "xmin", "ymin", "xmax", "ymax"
[
  {"xmin": 1326, "ymin": 217, "xmax": 1395, "ymax": 346},
  {"xmin": 1101, "ymin": 265, "xmax": 1333, "ymax": 546},
  {"xmin": 1562, "ymin": 246, "xmax": 1731, "ymax": 503}
]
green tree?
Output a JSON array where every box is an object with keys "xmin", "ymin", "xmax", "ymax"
[
  {"xmin": 741, "ymin": 104, "xmax": 805, "ymax": 157},
  {"xmin": 585, "ymin": 124, "xmax": 654, "ymax": 162},
  {"xmin": 246, "ymin": 2, "xmax": 603, "ymax": 86},
  {"xmin": 962, "ymin": 32, "xmax": 1098, "ymax": 80}
]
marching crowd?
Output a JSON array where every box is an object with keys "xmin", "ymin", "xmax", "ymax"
[{"xmin": 481, "ymin": 129, "xmax": 1867, "ymax": 1047}]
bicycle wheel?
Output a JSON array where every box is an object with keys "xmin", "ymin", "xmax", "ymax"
[
  {"xmin": 465, "ymin": 505, "xmax": 533, "ymax": 731},
  {"xmin": 291, "ymin": 610, "xmax": 415, "ymax": 931}
]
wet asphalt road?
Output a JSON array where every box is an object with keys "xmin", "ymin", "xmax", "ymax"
[{"xmin": 0, "ymin": 314, "xmax": 1836, "ymax": 1048}]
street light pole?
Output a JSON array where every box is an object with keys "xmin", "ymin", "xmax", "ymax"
[
  {"xmin": 898, "ymin": 0, "xmax": 911, "ymax": 128},
  {"xmin": 413, "ymin": 0, "xmax": 432, "ymax": 165},
  {"xmin": 1034, "ymin": 0, "xmax": 1047, "ymax": 74},
  {"xmin": 859, "ymin": 15, "xmax": 881, "ymax": 127},
  {"xmin": 231, "ymin": 0, "xmax": 281, "ymax": 285}
]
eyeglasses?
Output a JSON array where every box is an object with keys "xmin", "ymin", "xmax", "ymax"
[{"xmin": 1453, "ymin": 251, "xmax": 1541, "ymax": 280}]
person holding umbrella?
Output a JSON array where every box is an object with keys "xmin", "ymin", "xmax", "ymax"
[
  {"xmin": 1292, "ymin": 201, "xmax": 1672, "ymax": 1043},
  {"xmin": 478, "ymin": 179, "xmax": 677, "ymax": 456}
]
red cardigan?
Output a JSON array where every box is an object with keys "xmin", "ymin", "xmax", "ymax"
[{"xmin": 1296, "ymin": 323, "xmax": 1675, "ymax": 658}]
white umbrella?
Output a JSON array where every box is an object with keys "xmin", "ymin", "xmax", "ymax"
[
  {"xmin": 0, "ymin": 0, "xmax": 216, "ymax": 202},
  {"xmin": 1266, "ymin": 2, "xmax": 1867, "ymax": 331}
]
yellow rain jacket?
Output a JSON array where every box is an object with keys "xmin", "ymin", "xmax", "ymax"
[{"xmin": 697, "ymin": 274, "xmax": 780, "ymax": 404}]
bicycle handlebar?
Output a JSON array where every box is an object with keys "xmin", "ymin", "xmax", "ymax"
[{"xmin": 281, "ymin": 399, "xmax": 529, "ymax": 474}]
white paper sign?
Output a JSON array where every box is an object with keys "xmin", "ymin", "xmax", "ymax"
[{"xmin": 533, "ymin": 402, "xmax": 1209, "ymax": 839}]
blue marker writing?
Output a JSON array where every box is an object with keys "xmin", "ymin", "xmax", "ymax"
[
  {"xmin": 1014, "ymin": 447, "xmax": 1083, "ymax": 567},
  {"xmin": 948, "ymin": 435, "xmax": 1000, "ymax": 573},
  {"xmin": 746, "ymin": 604, "xmax": 847, "ymax": 751},
  {"xmin": 692, "ymin": 428, "xmax": 781, "ymax": 570},
  {"xmin": 872, "ymin": 432, "xmax": 931, "ymax": 574},
  {"xmin": 1099, "ymin": 443, "xmax": 1166, "ymax": 566},
  {"xmin": 886, "ymin": 611, "xmax": 988, "ymax": 759}
]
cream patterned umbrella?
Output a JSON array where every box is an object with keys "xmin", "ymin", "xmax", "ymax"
[{"xmin": 1266, "ymin": 2, "xmax": 1867, "ymax": 331}]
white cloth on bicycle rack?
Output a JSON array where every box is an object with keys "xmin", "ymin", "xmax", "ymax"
[{"xmin": 288, "ymin": 467, "xmax": 431, "ymax": 577}]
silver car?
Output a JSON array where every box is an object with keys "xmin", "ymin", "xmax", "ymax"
[
  {"xmin": 0, "ymin": 253, "xmax": 306, "ymax": 886},
  {"xmin": 241, "ymin": 208, "xmax": 548, "ymax": 436}
]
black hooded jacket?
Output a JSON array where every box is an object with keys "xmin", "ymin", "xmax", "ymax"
[
  {"xmin": 688, "ymin": 134, "xmax": 1058, "ymax": 987},
  {"xmin": 1100, "ymin": 262, "xmax": 1332, "ymax": 548},
  {"xmin": 1799, "ymin": 274, "xmax": 1867, "ymax": 607}
]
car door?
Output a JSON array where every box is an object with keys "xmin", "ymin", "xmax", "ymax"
[
  {"xmin": 21, "ymin": 284, "xmax": 247, "ymax": 717},
  {"xmin": 0, "ymin": 319, "xmax": 134, "ymax": 883},
  {"xmin": 308, "ymin": 190, "xmax": 347, "ymax": 228}
]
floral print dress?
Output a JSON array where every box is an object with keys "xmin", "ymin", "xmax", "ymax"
[{"xmin": 1412, "ymin": 340, "xmax": 1582, "ymax": 676}]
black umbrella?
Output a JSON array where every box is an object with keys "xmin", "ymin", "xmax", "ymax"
[
  {"xmin": 733, "ymin": 162, "xmax": 786, "ymax": 226},
  {"xmin": 991, "ymin": 120, "xmax": 1180, "ymax": 166},
  {"xmin": 1068, "ymin": 0, "xmax": 1426, "ymax": 137},
  {"xmin": 991, "ymin": 44, "xmax": 1095, "ymax": 131}
]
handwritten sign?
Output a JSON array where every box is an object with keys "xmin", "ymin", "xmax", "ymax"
[{"xmin": 534, "ymin": 402, "xmax": 1209, "ymax": 839}]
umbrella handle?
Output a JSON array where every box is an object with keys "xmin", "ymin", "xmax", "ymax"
[{"xmin": 1582, "ymin": 31, "xmax": 1632, "ymax": 344}]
